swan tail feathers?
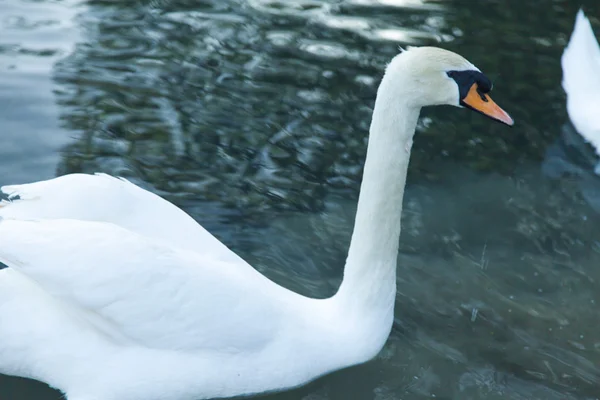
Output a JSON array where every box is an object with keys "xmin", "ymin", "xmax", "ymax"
[
  {"xmin": 0, "ymin": 173, "xmax": 125, "ymax": 221},
  {"xmin": 0, "ymin": 179, "xmax": 64, "ymax": 219}
]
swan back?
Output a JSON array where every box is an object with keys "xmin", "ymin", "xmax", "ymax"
[{"xmin": 562, "ymin": 9, "xmax": 600, "ymax": 154}]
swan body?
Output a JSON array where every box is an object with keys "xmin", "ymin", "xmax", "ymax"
[
  {"xmin": 562, "ymin": 9, "xmax": 600, "ymax": 158},
  {"xmin": 0, "ymin": 47, "xmax": 512, "ymax": 400}
]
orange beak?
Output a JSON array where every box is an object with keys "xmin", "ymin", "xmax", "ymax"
[{"xmin": 462, "ymin": 83, "xmax": 514, "ymax": 126}]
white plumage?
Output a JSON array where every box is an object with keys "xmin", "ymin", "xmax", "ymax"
[
  {"xmin": 0, "ymin": 174, "xmax": 345, "ymax": 400},
  {"xmin": 1, "ymin": 173, "xmax": 241, "ymax": 262},
  {"xmin": 562, "ymin": 9, "xmax": 600, "ymax": 157}
]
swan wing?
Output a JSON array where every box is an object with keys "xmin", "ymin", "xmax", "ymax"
[
  {"xmin": 562, "ymin": 9, "xmax": 600, "ymax": 153},
  {"xmin": 0, "ymin": 218, "xmax": 288, "ymax": 352},
  {"xmin": 0, "ymin": 173, "xmax": 242, "ymax": 262}
]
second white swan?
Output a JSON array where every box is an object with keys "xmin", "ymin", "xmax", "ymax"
[
  {"xmin": 0, "ymin": 46, "xmax": 513, "ymax": 400},
  {"xmin": 562, "ymin": 9, "xmax": 600, "ymax": 159}
]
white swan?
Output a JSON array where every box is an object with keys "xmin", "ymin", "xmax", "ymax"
[
  {"xmin": 562, "ymin": 9, "xmax": 600, "ymax": 160},
  {"xmin": 0, "ymin": 47, "xmax": 513, "ymax": 400}
]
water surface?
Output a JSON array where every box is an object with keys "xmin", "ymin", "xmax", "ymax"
[{"xmin": 1, "ymin": 0, "xmax": 600, "ymax": 399}]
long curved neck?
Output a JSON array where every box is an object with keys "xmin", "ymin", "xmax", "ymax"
[{"xmin": 334, "ymin": 68, "xmax": 420, "ymax": 333}]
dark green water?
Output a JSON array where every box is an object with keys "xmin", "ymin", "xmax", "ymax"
[{"xmin": 1, "ymin": 0, "xmax": 600, "ymax": 399}]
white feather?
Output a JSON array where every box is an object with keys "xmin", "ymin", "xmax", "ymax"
[
  {"xmin": 562, "ymin": 9, "xmax": 600, "ymax": 155},
  {"xmin": 0, "ymin": 173, "xmax": 241, "ymax": 262},
  {"xmin": 0, "ymin": 218, "xmax": 343, "ymax": 400}
]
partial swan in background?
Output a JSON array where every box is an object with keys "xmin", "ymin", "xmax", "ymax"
[
  {"xmin": 0, "ymin": 47, "xmax": 512, "ymax": 400},
  {"xmin": 542, "ymin": 9, "xmax": 600, "ymax": 211},
  {"xmin": 562, "ymin": 9, "xmax": 600, "ymax": 170}
]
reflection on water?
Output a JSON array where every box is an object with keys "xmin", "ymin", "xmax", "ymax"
[
  {"xmin": 1, "ymin": 0, "xmax": 600, "ymax": 399},
  {"xmin": 0, "ymin": 0, "xmax": 82, "ymax": 185}
]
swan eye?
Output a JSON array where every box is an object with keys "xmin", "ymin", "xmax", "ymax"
[
  {"xmin": 447, "ymin": 70, "xmax": 492, "ymax": 102},
  {"xmin": 476, "ymin": 87, "xmax": 488, "ymax": 102}
]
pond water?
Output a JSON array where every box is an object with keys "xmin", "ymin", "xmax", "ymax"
[{"xmin": 1, "ymin": 0, "xmax": 600, "ymax": 399}]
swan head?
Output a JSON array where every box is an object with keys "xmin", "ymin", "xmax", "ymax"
[{"xmin": 386, "ymin": 46, "xmax": 514, "ymax": 126}]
